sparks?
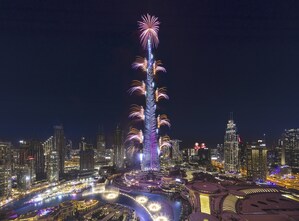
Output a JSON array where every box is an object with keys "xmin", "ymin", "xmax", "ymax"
[
  {"xmin": 159, "ymin": 136, "xmax": 171, "ymax": 149},
  {"xmin": 129, "ymin": 105, "xmax": 145, "ymax": 120},
  {"xmin": 138, "ymin": 14, "xmax": 160, "ymax": 49},
  {"xmin": 132, "ymin": 56, "xmax": 147, "ymax": 72},
  {"xmin": 153, "ymin": 60, "xmax": 166, "ymax": 75},
  {"xmin": 128, "ymin": 80, "xmax": 146, "ymax": 95},
  {"xmin": 157, "ymin": 114, "xmax": 171, "ymax": 128},
  {"xmin": 127, "ymin": 128, "xmax": 143, "ymax": 143},
  {"xmin": 155, "ymin": 87, "xmax": 169, "ymax": 102},
  {"xmin": 127, "ymin": 145, "xmax": 138, "ymax": 157}
]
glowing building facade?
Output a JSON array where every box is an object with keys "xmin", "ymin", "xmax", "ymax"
[
  {"xmin": 170, "ymin": 140, "xmax": 182, "ymax": 161},
  {"xmin": 43, "ymin": 136, "xmax": 59, "ymax": 183},
  {"xmin": 224, "ymin": 118, "xmax": 239, "ymax": 173},
  {"xmin": 20, "ymin": 140, "xmax": 44, "ymax": 180},
  {"xmin": 0, "ymin": 142, "xmax": 12, "ymax": 198},
  {"xmin": 128, "ymin": 14, "xmax": 170, "ymax": 171},
  {"xmin": 96, "ymin": 126, "xmax": 106, "ymax": 161},
  {"xmin": 79, "ymin": 137, "xmax": 94, "ymax": 173},
  {"xmin": 16, "ymin": 165, "xmax": 31, "ymax": 190},
  {"xmin": 280, "ymin": 128, "xmax": 299, "ymax": 170},
  {"xmin": 246, "ymin": 139, "xmax": 268, "ymax": 182},
  {"xmin": 54, "ymin": 125, "xmax": 65, "ymax": 176},
  {"xmin": 43, "ymin": 136, "xmax": 53, "ymax": 178},
  {"xmin": 113, "ymin": 125, "xmax": 125, "ymax": 169}
]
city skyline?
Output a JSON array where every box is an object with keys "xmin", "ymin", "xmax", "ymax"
[
  {"xmin": 1, "ymin": 1, "xmax": 299, "ymax": 147},
  {"xmin": 1, "ymin": 4, "xmax": 299, "ymax": 220}
]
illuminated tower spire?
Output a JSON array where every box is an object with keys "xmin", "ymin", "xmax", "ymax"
[{"xmin": 128, "ymin": 14, "xmax": 169, "ymax": 171}]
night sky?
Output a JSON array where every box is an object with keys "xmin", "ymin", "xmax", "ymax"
[{"xmin": 1, "ymin": 0, "xmax": 299, "ymax": 148}]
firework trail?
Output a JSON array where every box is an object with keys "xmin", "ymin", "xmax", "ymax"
[{"xmin": 155, "ymin": 87, "xmax": 169, "ymax": 102}]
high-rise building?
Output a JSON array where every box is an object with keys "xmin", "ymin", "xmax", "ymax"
[
  {"xmin": 280, "ymin": 139, "xmax": 286, "ymax": 166},
  {"xmin": 246, "ymin": 139, "xmax": 268, "ymax": 182},
  {"xmin": 239, "ymin": 140, "xmax": 246, "ymax": 170},
  {"xmin": 280, "ymin": 129, "xmax": 299, "ymax": 171},
  {"xmin": 16, "ymin": 165, "xmax": 31, "ymax": 190},
  {"xmin": 43, "ymin": 136, "xmax": 59, "ymax": 183},
  {"xmin": 224, "ymin": 118, "xmax": 239, "ymax": 173},
  {"xmin": 97, "ymin": 126, "xmax": 106, "ymax": 153},
  {"xmin": 11, "ymin": 148, "xmax": 19, "ymax": 176},
  {"xmin": 0, "ymin": 142, "xmax": 12, "ymax": 198},
  {"xmin": 169, "ymin": 140, "xmax": 182, "ymax": 162},
  {"xmin": 267, "ymin": 142, "xmax": 281, "ymax": 167},
  {"xmin": 96, "ymin": 126, "xmax": 106, "ymax": 161},
  {"xmin": 216, "ymin": 144, "xmax": 224, "ymax": 162},
  {"xmin": 48, "ymin": 150, "xmax": 59, "ymax": 183},
  {"xmin": 65, "ymin": 140, "xmax": 72, "ymax": 160},
  {"xmin": 79, "ymin": 137, "xmax": 94, "ymax": 172},
  {"xmin": 26, "ymin": 140, "xmax": 44, "ymax": 180},
  {"xmin": 128, "ymin": 15, "xmax": 169, "ymax": 172},
  {"xmin": 43, "ymin": 136, "xmax": 53, "ymax": 177},
  {"xmin": 12, "ymin": 141, "xmax": 36, "ymax": 184},
  {"xmin": 54, "ymin": 125, "xmax": 65, "ymax": 176},
  {"xmin": 197, "ymin": 144, "xmax": 211, "ymax": 167},
  {"xmin": 113, "ymin": 125, "xmax": 125, "ymax": 169}
]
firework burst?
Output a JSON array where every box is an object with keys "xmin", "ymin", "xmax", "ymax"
[
  {"xmin": 132, "ymin": 56, "xmax": 147, "ymax": 72},
  {"xmin": 153, "ymin": 60, "xmax": 166, "ymax": 75},
  {"xmin": 138, "ymin": 14, "xmax": 160, "ymax": 49},
  {"xmin": 127, "ymin": 145, "xmax": 138, "ymax": 157},
  {"xmin": 157, "ymin": 114, "xmax": 171, "ymax": 128},
  {"xmin": 127, "ymin": 128, "xmax": 143, "ymax": 143},
  {"xmin": 155, "ymin": 87, "xmax": 169, "ymax": 102},
  {"xmin": 128, "ymin": 80, "xmax": 146, "ymax": 95},
  {"xmin": 159, "ymin": 136, "xmax": 171, "ymax": 149},
  {"xmin": 129, "ymin": 105, "xmax": 145, "ymax": 120}
]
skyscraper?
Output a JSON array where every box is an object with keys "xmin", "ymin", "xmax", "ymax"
[
  {"xmin": 128, "ymin": 14, "xmax": 170, "ymax": 171},
  {"xmin": 43, "ymin": 136, "xmax": 53, "ymax": 178},
  {"xmin": 280, "ymin": 129, "xmax": 299, "ymax": 171},
  {"xmin": 216, "ymin": 144, "xmax": 224, "ymax": 162},
  {"xmin": 48, "ymin": 150, "xmax": 59, "ymax": 183},
  {"xmin": 16, "ymin": 165, "xmax": 31, "ymax": 190},
  {"xmin": 53, "ymin": 125, "xmax": 65, "ymax": 176},
  {"xmin": 27, "ymin": 140, "xmax": 44, "ymax": 180},
  {"xmin": 96, "ymin": 126, "xmax": 106, "ymax": 161},
  {"xmin": 0, "ymin": 142, "xmax": 12, "ymax": 198},
  {"xmin": 170, "ymin": 140, "xmax": 182, "ymax": 162},
  {"xmin": 79, "ymin": 137, "xmax": 94, "ymax": 173},
  {"xmin": 113, "ymin": 125, "xmax": 125, "ymax": 169},
  {"xmin": 224, "ymin": 117, "xmax": 239, "ymax": 173},
  {"xmin": 43, "ymin": 136, "xmax": 59, "ymax": 183},
  {"xmin": 246, "ymin": 139, "xmax": 268, "ymax": 182},
  {"xmin": 14, "ymin": 140, "xmax": 37, "ymax": 186},
  {"xmin": 197, "ymin": 144, "xmax": 211, "ymax": 168}
]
